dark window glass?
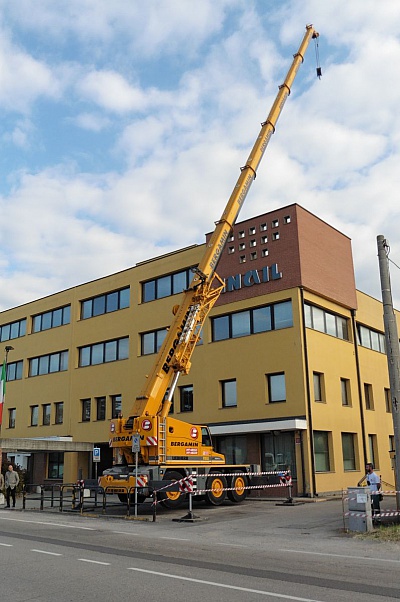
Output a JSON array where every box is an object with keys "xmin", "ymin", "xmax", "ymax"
[
  {"xmin": 314, "ymin": 431, "xmax": 330, "ymax": 472},
  {"xmin": 82, "ymin": 399, "xmax": 91, "ymax": 422},
  {"xmin": 172, "ymin": 271, "xmax": 187, "ymax": 294},
  {"xmin": 7, "ymin": 363, "xmax": 16, "ymax": 381},
  {"xmin": 111, "ymin": 394, "xmax": 122, "ymax": 419},
  {"xmin": 222, "ymin": 380, "xmax": 237, "ymax": 407},
  {"xmin": 274, "ymin": 301, "xmax": 293, "ymax": 329},
  {"xmin": 119, "ymin": 288, "xmax": 130, "ymax": 309},
  {"xmin": 8, "ymin": 408, "xmax": 16, "ymax": 428},
  {"xmin": 41, "ymin": 312, "xmax": 52, "ymax": 330},
  {"xmin": 93, "ymin": 295, "xmax": 106, "ymax": 316},
  {"xmin": 268, "ymin": 373, "xmax": 286, "ymax": 403},
  {"xmin": 60, "ymin": 351, "xmax": 68, "ymax": 371},
  {"xmin": 30, "ymin": 358, "xmax": 39, "ymax": 376},
  {"xmin": 143, "ymin": 280, "xmax": 156, "ymax": 302},
  {"xmin": 118, "ymin": 337, "xmax": 129, "ymax": 360},
  {"xmin": 49, "ymin": 353, "xmax": 60, "ymax": 373},
  {"xmin": 31, "ymin": 406, "xmax": 38, "ymax": 427},
  {"xmin": 19, "ymin": 319, "xmax": 27, "ymax": 336},
  {"xmin": 96, "ymin": 397, "xmax": 106, "ymax": 421},
  {"xmin": 180, "ymin": 385, "xmax": 193, "ymax": 412},
  {"xmin": 63, "ymin": 306, "xmax": 71, "ymax": 324},
  {"xmin": 156, "ymin": 275, "xmax": 171, "ymax": 299},
  {"xmin": 105, "ymin": 340, "xmax": 117, "ymax": 362},
  {"xmin": 213, "ymin": 316, "xmax": 230, "ymax": 341},
  {"xmin": 142, "ymin": 332, "xmax": 155, "ymax": 355},
  {"xmin": 106, "ymin": 291, "xmax": 119, "ymax": 313},
  {"xmin": 80, "ymin": 347, "xmax": 91, "ymax": 367},
  {"xmin": 55, "ymin": 402, "xmax": 64, "ymax": 424},
  {"xmin": 10, "ymin": 322, "xmax": 20, "ymax": 339},
  {"xmin": 43, "ymin": 404, "xmax": 51, "ymax": 426},
  {"xmin": 231, "ymin": 311, "xmax": 250, "ymax": 338},
  {"xmin": 32, "ymin": 316, "xmax": 41, "ymax": 333},
  {"xmin": 52, "ymin": 308, "xmax": 63, "ymax": 328},
  {"xmin": 1, "ymin": 324, "xmax": 10, "ymax": 341},
  {"xmin": 91, "ymin": 343, "xmax": 104, "ymax": 365},
  {"xmin": 253, "ymin": 306, "xmax": 271, "ymax": 333},
  {"xmin": 48, "ymin": 452, "xmax": 64, "ymax": 479},
  {"xmin": 82, "ymin": 299, "xmax": 93, "ymax": 319},
  {"xmin": 38, "ymin": 356, "xmax": 49, "ymax": 375}
]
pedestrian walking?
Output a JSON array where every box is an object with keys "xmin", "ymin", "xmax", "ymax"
[{"xmin": 5, "ymin": 464, "xmax": 20, "ymax": 508}]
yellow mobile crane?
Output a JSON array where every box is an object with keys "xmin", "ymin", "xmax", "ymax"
[{"xmin": 99, "ymin": 25, "xmax": 319, "ymax": 508}]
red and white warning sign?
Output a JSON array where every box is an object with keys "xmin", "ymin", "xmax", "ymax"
[
  {"xmin": 146, "ymin": 436, "xmax": 158, "ymax": 446},
  {"xmin": 190, "ymin": 427, "xmax": 198, "ymax": 439},
  {"xmin": 141, "ymin": 419, "xmax": 152, "ymax": 431},
  {"xmin": 179, "ymin": 475, "xmax": 194, "ymax": 492},
  {"xmin": 136, "ymin": 475, "xmax": 148, "ymax": 488}
]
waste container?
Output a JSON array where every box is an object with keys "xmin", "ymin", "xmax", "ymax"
[{"xmin": 347, "ymin": 486, "xmax": 372, "ymax": 532}]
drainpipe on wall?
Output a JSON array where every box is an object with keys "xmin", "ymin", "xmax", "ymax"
[
  {"xmin": 351, "ymin": 310, "xmax": 368, "ymax": 466},
  {"xmin": 300, "ymin": 288, "xmax": 317, "ymax": 497}
]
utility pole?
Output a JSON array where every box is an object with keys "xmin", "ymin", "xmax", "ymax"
[{"xmin": 377, "ymin": 235, "xmax": 400, "ymax": 510}]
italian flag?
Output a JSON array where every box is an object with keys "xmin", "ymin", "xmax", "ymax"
[{"xmin": 0, "ymin": 359, "xmax": 6, "ymax": 426}]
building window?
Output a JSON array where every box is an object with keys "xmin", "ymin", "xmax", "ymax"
[
  {"xmin": 272, "ymin": 232, "xmax": 280, "ymax": 241},
  {"xmin": 48, "ymin": 452, "xmax": 64, "ymax": 479},
  {"xmin": 212, "ymin": 301, "xmax": 292, "ymax": 342},
  {"xmin": 32, "ymin": 305, "xmax": 70, "ymax": 332},
  {"xmin": 29, "ymin": 351, "xmax": 68, "ymax": 377},
  {"xmin": 55, "ymin": 402, "xmax": 64, "ymax": 425},
  {"xmin": 314, "ymin": 431, "xmax": 330, "ymax": 472},
  {"xmin": 0, "ymin": 318, "xmax": 26, "ymax": 342},
  {"xmin": 272, "ymin": 219, "xmax": 279, "ymax": 228},
  {"xmin": 81, "ymin": 287, "xmax": 129, "ymax": 319},
  {"xmin": 260, "ymin": 223, "xmax": 267, "ymax": 231},
  {"xmin": 356, "ymin": 324, "xmax": 386, "ymax": 353},
  {"xmin": 239, "ymin": 255, "xmax": 246, "ymax": 263},
  {"xmin": 250, "ymin": 239, "xmax": 256, "ymax": 247},
  {"xmin": 111, "ymin": 394, "xmax": 122, "ymax": 419},
  {"xmin": 341, "ymin": 378, "xmax": 351, "ymax": 407},
  {"xmin": 249, "ymin": 227, "xmax": 256, "ymax": 235},
  {"xmin": 79, "ymin": 337, "xmax": 128, "ymax": 367},
  {"xmin": 141, "ymin": 328, "xmax": 167, "ymax": 355},
  {"xmin": 385, "ymin": 388, "xmax": 391, "ymax": 413},
  {"xmin": 142, "ymin": 269, "xmax": 193, "ymax": 303},
  {"xmin": 238, "ymin": 231, "xmax": 245, "ymax": 239},
  {"xmin": 42, "ymin": 404, "xmax": 51, "ymax": 426},
  {"xmin": 368, "ymin": 434, "xmax": 379, "ymax": 469},
  {"xmin": 6, "ymin": 361, "xmax": 23, "ymax": 381},
  {"xmin": 342, "ymin": 432, "xmax": 356, "ymax": 470},
  {"xmin": 228, "ymin": 246, "xmax": 235, "ymax": 254},
  {"xmin": 364, "ymin": 383, "xmax": 374, "ymax": 410},
  {"xmin": 228, "ymin": 234, "xmax": 234, "ymax": 242},
  {"xmin": 261, "ymin": 249, "xmax": 269, "ymax": 257},
  {"xmin": 180, "ymin": 385, "xmax": 193, "ymax": 412},
  {"xmin": 82, "ymin": 398, "xmax": 91, "ymax": 422},
  {"xmin": 96, "ymin": 397, "xmax": 106, "ymax": 421},
  {"xmin": 30, "ymin": 405, "xmax": 38, "ymax": 427},
  {"xmin": 304, "ymin": 303, "xmax": 349, "ymax": 341},
  {"xmin": 8, "ymin": 408, "xmax": 16, "ymax": 429},
  {"xmin": 250, "ymin": 252, "xmax": 257, "ymax": 261},
  {"xmin": 389, "ymin": 435, "xmax": 395, "ymax": 452},
  {"xmin": 284, "ymin": 215, "xmax": 291, "ymax": 224},
  {"xmin": 221, "ymin": 379, "xmax": 237, "ymax": 408},
  {"xmin": 218, "ymin": 435, "xmax": 247, "ymax": 464},
  {"xmin": 261, "ymin": 235, "xmax": 268, "ymax": 244},
  {"xmin": 267, "ymin": 373, "xmax": 286, "ymax": 403},
  {"xmin": 239, "ymin": 243, "xmax": 246, "ymax": 251},
  {"xmin": 313, "ymin": 372, "xmax": 324, "ymax": 402}
]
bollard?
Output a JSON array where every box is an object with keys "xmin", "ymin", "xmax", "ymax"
[{"xmin": 152, "ymin": 491, "xmax": 157, "ymax": 522}]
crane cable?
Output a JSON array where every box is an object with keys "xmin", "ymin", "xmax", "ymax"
[{"xmin": 314, "ymin": 35, "xmax": 322, "ymax": 78}]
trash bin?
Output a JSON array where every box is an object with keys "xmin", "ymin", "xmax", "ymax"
[{"xmin": 347, "ymin": 486, "xmax": 373, "ymax": 532}]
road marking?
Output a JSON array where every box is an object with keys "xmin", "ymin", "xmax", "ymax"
[
  {"xmin": 0, "ymin": 516, "xmax": 95, "ymax": 530},
  {"xmin": 217, "ymin": 542, "xmax": 247, "ymax": 548},
  {"xmin": 159, "ymin": 536, "xmax": 191, "ymax": 541},
  {"xmin": 79, "ymin": 559, "xmax": 111, "ymax": 566},
  {"xmin": 0, "ymin": 543, "xmax": 13, "ymax": 547},
  {"xmin": 279, "ymin": 549, "xmax": 400, "ymax": 564},
  {"xmin": 31, "ymin": 549, "xmax": 63, "ymax": 556},
  {"xmin": 127, "ymin": 567, "xmax": 323, "ymax": 601}
]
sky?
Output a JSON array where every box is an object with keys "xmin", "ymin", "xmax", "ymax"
[{"xmin": 1, "ymin": 0, "xmax": 400, "ymax": 312}]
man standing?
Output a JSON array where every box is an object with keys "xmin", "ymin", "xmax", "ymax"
[
  {"xmin": 365, "ymin": 462, "xmax": 381, "ymax": 521},
  {"xmin": 5, "ymin": 464, "xmax": 19, "ymax": 508}
]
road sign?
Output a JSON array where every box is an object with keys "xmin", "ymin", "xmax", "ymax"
[
  {"xmin": 93, "ymin": 447, "xmax": 101, "ymax": 462},
  {"xmin": 132, "ymin": 435, "xmax": 141, "ymax": 453}
]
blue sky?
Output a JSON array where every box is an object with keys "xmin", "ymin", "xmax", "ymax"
[{"xmin": 1, "ymin": 0, "xmax": 400, "ymax": 311}]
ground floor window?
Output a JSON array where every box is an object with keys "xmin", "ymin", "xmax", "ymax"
[
  {"xmin": 217, "ymin": 435, "xmax": 247, "ymax": 464},
  {"xmin": 314, "ymin": 431, "xmax": 330, "ymax": 472},
  {"xmin": 261, "ymin": 432, "xmax": 296, "ymax": 477},
  {"xmin": 48, "ymin": 452, "xmax": 64, "ymax": 479}
]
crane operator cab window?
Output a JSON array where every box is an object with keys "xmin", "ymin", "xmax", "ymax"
[{"xmin": 201, "ymin": 427, "xmax": 212, "ymax": 447}]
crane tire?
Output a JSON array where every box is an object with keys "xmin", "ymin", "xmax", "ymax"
[
  {"xmin": 159, "ymin": 470, "xmax": 186, "ymax": 509},
  {"xmin": 205, "ymin": 474, "xmax": 227, "ymax": 506},
  {"xmin": 227, "ymin": 472, "xmax": 248, "ymax": 503}
]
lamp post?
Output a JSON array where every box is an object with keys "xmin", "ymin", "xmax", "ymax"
[{"xmin": 0, "ymin": 345, "xmax": 14, "ymax": 466}]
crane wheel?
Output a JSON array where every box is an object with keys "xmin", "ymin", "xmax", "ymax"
[
  {"xmin": 118, "ymin": 492, "xmax": 146, "ymax": 505},
  {"xmin": 159, "ymin": 470, "xmax": 186, "ymax": 509},
  {"xmin": 227, "ymin": 472, "xmax": 248, "ymax": 503},
  {"xmin": 205, "ymin": 474, "xmax": 227, "ymax": 506}
]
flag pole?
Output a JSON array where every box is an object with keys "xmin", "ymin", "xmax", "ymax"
[{"xmin": 0, "ymin": 346, "xmax": 14, "ymax": 467}]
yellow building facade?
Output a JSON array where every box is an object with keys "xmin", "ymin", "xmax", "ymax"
[{"xmin": 0, "ymin": 203, "xmax": 397, "ymax": 496}]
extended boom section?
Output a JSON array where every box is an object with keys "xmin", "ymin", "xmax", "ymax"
[{"xmin": 100, "ymin": 25, "xmax": 319, "ymax": 509}]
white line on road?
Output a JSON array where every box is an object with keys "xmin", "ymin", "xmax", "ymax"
[
  {"xmin": 159, "ymin": 536, "xmax": 191, "ymax": 541},
  {"xmin": 0, "ymin": 516, "xmax": 95, "ymax": 530},
  {"xmin": 279, "ymin": 549, "xmax": 400, "ymax": 564},
  {"xmin": 0, "ymin": 542, "xmax": 13, "ymax": 547},
  {"xmin": 79, "ymin": 559, "xmax": 111, "ymax": 566},
  {"xmin": 31, "ymin": 549, "xmax": 63, "ymax": 556},
  {"xmin": 127, "ymin": 567, "xmax": 323, "ymax": 601}
]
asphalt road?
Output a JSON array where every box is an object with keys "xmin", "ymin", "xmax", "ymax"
[{"xmin": 1, "ymin": 497, "xmax": 400, "ymax": 601}]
